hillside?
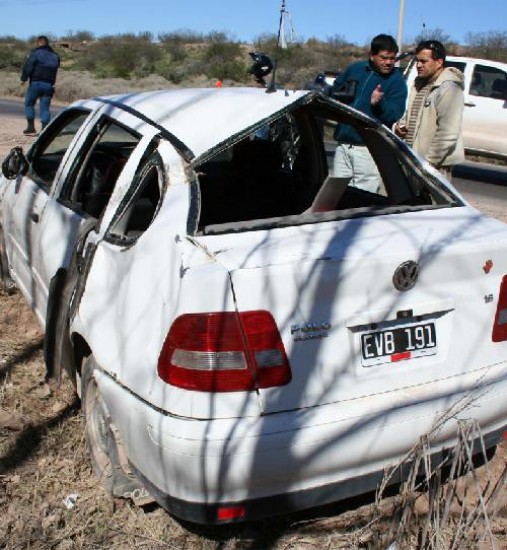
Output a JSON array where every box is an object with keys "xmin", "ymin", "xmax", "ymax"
[{"xmin": 1, "ymin": 30, "xmax": 505, "ymax": 103}]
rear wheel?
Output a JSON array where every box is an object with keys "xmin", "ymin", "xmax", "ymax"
[{"xmin": 81, "ymin": 356, "xmax": 152, "ymax": 504}]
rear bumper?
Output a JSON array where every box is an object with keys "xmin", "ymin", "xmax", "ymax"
[
  {"xmin": 96, "ymin": 361, "xmax": 507, "ymax": 524},
  {"xmin": 131, "ymin": 427, "xmax": 503, "ymax": 524}
]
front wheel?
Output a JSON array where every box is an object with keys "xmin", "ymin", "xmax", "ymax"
[
  {"xmin": 81, "ymin": 356, "xmax": 152, "ymax": 504},
  {"xmin": 0, "ymin": 223, "xmax": 14, "ymax": 291}
]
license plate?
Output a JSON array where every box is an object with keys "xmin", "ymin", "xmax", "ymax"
[{"xmin": 361, "ymin": 322, "xmax": 437, "ymax": 367}]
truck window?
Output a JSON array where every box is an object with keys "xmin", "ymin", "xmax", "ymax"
[
  {"xmin": 470, "ymin": 64, "xmax": 507, "ymax": 99},
  {"xmin": 444, "ymin": 61, "xmax": 466, "ymax": 73}
]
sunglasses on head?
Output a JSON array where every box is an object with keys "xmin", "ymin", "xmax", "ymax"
[{"xmin": 419, "ymin": 40, "xmax": 446, "ymax": 59}]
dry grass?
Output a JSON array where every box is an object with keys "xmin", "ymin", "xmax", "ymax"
[
  {"xmin": 374, "ymin": 414, "xmax": 507, "ymax": 548},
  {"xmin": 0, "ymin": 71, "xmax": 241, "ymax": 105},
  {"xmin": 2, "ymin": 285, "xmax": 507, "ymax": 548}
]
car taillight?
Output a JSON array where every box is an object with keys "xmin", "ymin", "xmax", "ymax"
[
  {"xmin": 492, "ymin": 275, "xmax": 507, "ymax": 342},
  {"xmin": 217, "ymin": 505, "xmax": 245, "ymax": 521},
  {"xmin": 157, "ymin": 311, "xmax": 291, "ymax": 392}
]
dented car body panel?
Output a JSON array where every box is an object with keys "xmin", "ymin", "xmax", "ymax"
[{"xmin": 2, "ymin": 86, "xmax": 507, "ymax": 524}]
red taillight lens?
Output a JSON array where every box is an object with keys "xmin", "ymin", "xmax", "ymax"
[
  {"xmin": 217, "ymin": 505, "xmax": 245, "ymax": 521},
  {"xmin": 240, "ymin": 311, "xmax": 291, "ymax": 388},
  {"xmin": 157, "ymin": 311, "xmax": 291, "ymax": 392},
  {"xmin": 493, "ymin": 275, "xmax": 507, "ymax": 342}
]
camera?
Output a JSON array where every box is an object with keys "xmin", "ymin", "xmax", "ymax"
[{"xmin": 331, "ymin": 79, "xmax": 358, "ymax": 104}]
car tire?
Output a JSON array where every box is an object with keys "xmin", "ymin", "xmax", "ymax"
[{"xmin": 81, "ymin": 355, "xmax": 151, "ymax": 503}]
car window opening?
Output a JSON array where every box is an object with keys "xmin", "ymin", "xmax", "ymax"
[
  {"xmin": 195, "ymin": 104, "xmax": 457, "ymax": 235},
  {"xmin": 29, "ymin": 109, "xmax": 91, "ymax": 189},
  {"xmin": 107, "ymin": 152, "xmax": 164, "ymax": 243},
  {"xmin": 64, "ymin": 119, "xmax": 140, "ymax": 219}
]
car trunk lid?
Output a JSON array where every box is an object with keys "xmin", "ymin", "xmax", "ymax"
[{"xmin": 195, "ymin": 207, "xmax": 507, "ymax": 414}]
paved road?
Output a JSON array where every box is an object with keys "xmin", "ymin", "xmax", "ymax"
[
  {"xmin": 453, "ymin": 162, "xmax": 507, "ymax": 212},
  {"xmin": 0, "ymin": 97, "xmax": 64, "ymax": 118},
  {"xmin": 0, "ymin": 98, "xmax": 24, "ymax": 117}
]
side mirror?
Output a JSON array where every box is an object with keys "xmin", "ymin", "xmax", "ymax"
[{"xmin": 1, "ymin": 147, "xmax": 29, "ymax": 180}]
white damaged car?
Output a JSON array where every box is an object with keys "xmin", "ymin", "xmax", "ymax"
[{"xmin": 2, "ymin": 87, "xmax": 507, "ymax": 524}]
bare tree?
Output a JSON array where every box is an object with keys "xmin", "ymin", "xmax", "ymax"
[
  {"xmin": 413, "ymin": 27, "xmax": 452, "ymax": 46},
  {"xmin": 465, "ymin": 31, "xmax": 507, "ymax": 62}
]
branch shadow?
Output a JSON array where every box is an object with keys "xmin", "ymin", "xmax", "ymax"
[
  {"xmin": 0, "ymin": 396, "xmax": 79, "ymax": 474},
  {"xmin": 0, "ymin": 336, "xmax": 44, "ymax": 380}
]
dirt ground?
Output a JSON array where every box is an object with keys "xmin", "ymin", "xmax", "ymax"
[{"xmin": 2, "ymin": 115, "xmax": 507, "ymax": 548}]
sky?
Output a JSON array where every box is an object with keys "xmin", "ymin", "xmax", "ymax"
[{"xmin": 1, "ymin": 0, "xmax": 506, "ymax": 50}]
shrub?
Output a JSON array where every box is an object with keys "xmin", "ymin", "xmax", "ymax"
[
  {"xmin": 54, "ymin": 72, "xmax": 96, "ymax": 102},
  {"xmin": 0, "ymin": 72, "xmax": 25, "ymax": 98},
  {"xmin": 0, "ymin": 45, "xmax": 26, "ymax": 70},
  {"xmin": 158, "ymin": 29, "xmax": 205, "ymax": 44},
  {"xmin": 203, "ymin": 35, "xmax": 246, "ymax": 81},
  {"xmin": 77, "ymin": 34, "xmax": 162, "ymax": 79},
  {"xmin": 60, "ymin": 30, "xmax": 95, "ymax": 43}
]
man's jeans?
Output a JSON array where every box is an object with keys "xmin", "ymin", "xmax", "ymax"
[{"xmin": 24, "ymin": 81, "xmax": 54, "ymax": 124}]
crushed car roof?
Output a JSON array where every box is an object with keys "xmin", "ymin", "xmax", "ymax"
[{"xmin": 80, "ymin": 87, "xmax": 312, "ymax": 159}]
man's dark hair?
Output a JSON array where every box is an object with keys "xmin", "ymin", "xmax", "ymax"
[
  {"xmin": 37, "ymin": 35, "xmax": 49, "ymax": 46},
  {"xmin": 416, "ymin": 40, "xmax": 446, "ymax": 61},
  {"xmin": 370, "ymin": 34, "xmax": 398, "ymax": 55}
]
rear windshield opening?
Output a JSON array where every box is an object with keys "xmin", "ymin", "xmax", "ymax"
[{"xmin": 194, "ymin": 101, "xmax": 460, "ymax": 236}]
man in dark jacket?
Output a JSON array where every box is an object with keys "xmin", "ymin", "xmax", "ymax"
[
  {"xmin": 332, "ymin": 34, "xmax": 407, "ymax": 192},
  {"xmin": 20, "ymin": 36, "xmax": 60, "ymax": 135}
]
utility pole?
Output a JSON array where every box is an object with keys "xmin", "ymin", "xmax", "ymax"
[{"xmin": 397, "ymin": 0, "xmax": 405, "ymax": 53}]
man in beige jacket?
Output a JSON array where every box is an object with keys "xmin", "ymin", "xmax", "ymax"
[{"xmin": 395, "ymin": 40, "xmax": 464, "ymax": 181}]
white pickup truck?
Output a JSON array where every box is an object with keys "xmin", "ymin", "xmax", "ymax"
[{"xmin": 405, "ymin": 56, "xmax": 507, "ymax": 160}]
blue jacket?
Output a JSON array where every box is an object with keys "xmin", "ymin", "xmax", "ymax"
[
  {"xmin": 333, "ymin": 60, "xmax": 407, "ymax": 145},
  {"xmin": 21, "ymin": 45, "xmax": 60, "ymax": 85}
]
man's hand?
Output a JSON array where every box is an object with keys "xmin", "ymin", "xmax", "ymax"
[
  {"xmin": 394, "ymin": 122, "xmax": 408, "ymax": 138},
  {"xmin": 371, "ymin": 84, "xmax": 384, "ymax": 105}
]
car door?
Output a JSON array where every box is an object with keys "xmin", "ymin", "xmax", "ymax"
[
  {"xmin": 32, "ymin": 114, "xmax": 143, "ymax": 324},
  {"xmin": 4, "ymin": 109, "xmax": 93, "ymax": 317},
  {"xmin": 463, "ymin": 61, "xmax": 507, "ymax": 157}
]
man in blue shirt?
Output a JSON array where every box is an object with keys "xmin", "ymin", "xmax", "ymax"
[
  {"xmin": 333, "ymin": 34, "xmax": 407, "ymax": 192},
  {"xmin": 21, "ymin": 36, "xmax": 60, "ymax": 136}
]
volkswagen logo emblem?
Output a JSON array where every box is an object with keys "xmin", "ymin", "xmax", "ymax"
[{"xmin": 393, "ymin": 261, "xmax": 419, "ymax": 291}]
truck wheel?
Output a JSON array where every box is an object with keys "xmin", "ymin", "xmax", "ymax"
[{"xmin": 81, "ymin": 355, "xmax": 153, "ymax": 504}]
